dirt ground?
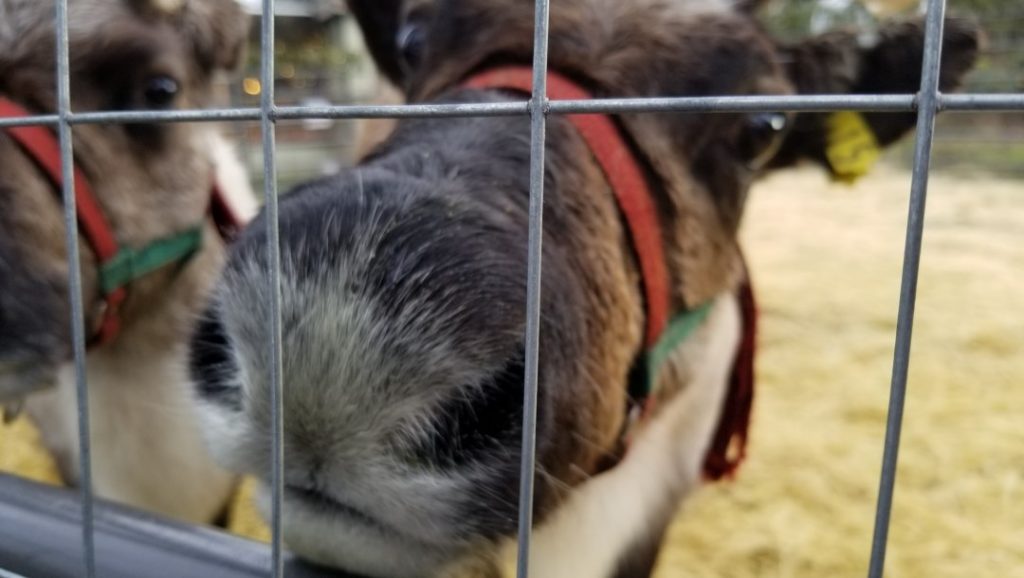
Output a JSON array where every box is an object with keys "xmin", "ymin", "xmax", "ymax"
[
  {"xmin": 2, "ymin": 167, "xmax": 1021, "ymax": 577},
  {"xmin": 657, "ymin": 167, "xmax": 1024, "ymax": 578}
]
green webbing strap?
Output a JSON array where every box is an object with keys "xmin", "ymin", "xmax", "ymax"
[
  {"xmin": 633, "ymin": 302, "xmax": 714, "ymax": 400},
  {"xmin": 98, "ymin": 226, "xmax": 204, "ymax": 296}
]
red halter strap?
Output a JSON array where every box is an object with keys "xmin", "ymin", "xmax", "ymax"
[
  {"xmin": 705, "ymin": 276, "xmax": 757, "ymax": 480},
  {"xmin": 462, "ymin": 67, "xmax": 755, "ymax": 480},
  {"xmin": 0, "ymin": 97, "xmax": 128, "ymax": 344},
  {"xmin": 464, "ymin": 67, "xmax": 671, "ymax": 348},
  {"xmin": 0, "ymin": 97, "xmax": 239, "ymax": 347}
]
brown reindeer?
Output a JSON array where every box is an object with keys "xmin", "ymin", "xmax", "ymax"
[
  {"xmin": 0, "ymin": 0, "xmax": 255, "ymax": 524},
  {"xmin": 190, "ymin": 0, "xmax": 978, "ymax": 575}
]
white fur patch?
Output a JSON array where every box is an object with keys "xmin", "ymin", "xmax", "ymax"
[
  {"xmin": 26, "ymin": 344, "xmax": 236, "ymax": 524},
  {"xmin": 208, "ymin": 131, "xmax": 258, "ymax": 222},
  {"xmin": 494, "ymin": 294, "xmax": 741, "ymax": 577}
]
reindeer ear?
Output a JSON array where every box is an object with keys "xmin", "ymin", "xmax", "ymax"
[
  {"xmin": 346, "ymin": 0, "xmax": 407, "ymax": 86},
  {"xmin": 767, "ymin": 16, "xmax": 980, "ymax": 180}
]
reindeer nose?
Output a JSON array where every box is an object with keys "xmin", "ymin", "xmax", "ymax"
[{"xmin": 283, "ymin": 456, "xmax": 327, "ymax": 492}]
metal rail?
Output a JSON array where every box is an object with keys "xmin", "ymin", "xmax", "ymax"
[
  {"xmin": 2, "ymin": 93, "xmax": 1024, "ymax": 129},
  {"xmin": 866, "ymin": 0, "xmax": 948, "ymax": 576},
  {"xmin": 515, "ymin": 1, "xmax": 552, "ymax": 575},
  {"xmin": 53, "ymin": 1, "xmax": 96, "ymax": 576},
  {"xmin": 0, "ymin": 474, "xmax": 346, "ymax": 578},
  {"xmin": 258, "ymin": 1, "xmax": 286, "ymax": 576}
]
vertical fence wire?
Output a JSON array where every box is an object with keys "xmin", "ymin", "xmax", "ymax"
[
  {"xmin": 54, "ymin": 1, "xmax": 96, "ymax": 577},
  {"xmin": 258, "ymin": 1, "xmax": 285, "ymax": 577},
  {"xmin": 867, "ymin": 0, "xmax": 948, "ymax": 576},
  {"xmin": 515, "ymin": 0, "xmax": 552, "ymax": 576}
]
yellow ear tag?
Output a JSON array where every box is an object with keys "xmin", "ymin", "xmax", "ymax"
[{"xmin": 825, "ymin": 111, "xmax": 881, "ymax": 184}]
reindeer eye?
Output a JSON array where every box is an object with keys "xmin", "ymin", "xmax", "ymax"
[
  {"xmin": 738, "ymin": 112, "xmax": 788, "ymax": 170},
  {"xmin": 142, "ymin": 75, "xmax": 179, "ymax": 109},
  {"xmin": 397, "ymin": 22, "xmax": 426, "ymax": 71}
]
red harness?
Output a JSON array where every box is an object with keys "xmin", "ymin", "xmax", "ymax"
[
  {"xmin": 464, "ymin": 67, "xmax": 756, "ymax": 480},
  {"xmin": 0, "ymin": 97, "xmax": 242, "ymax": 347}
]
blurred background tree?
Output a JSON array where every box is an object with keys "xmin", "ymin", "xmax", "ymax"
[
  {"xmin": 228, "ymin": 0, "xmax": 1024, "ymax": 185},
  {"xmin": 761, "ymin": 0, "xmax": 1024, "ymax": 176}
]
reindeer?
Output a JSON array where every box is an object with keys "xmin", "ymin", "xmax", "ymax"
[
  {"xmin": 0, "ymin": 0, "xmax": 254, "ymax": 524},
  {"xmin": 190, "ymin": 0, "xmax": 978, "ymax": 575}
]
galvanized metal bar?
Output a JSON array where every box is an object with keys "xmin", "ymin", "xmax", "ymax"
[
  {"xmin": 867, "ymin": 0, "xmax": 949, "ymax": 576},
  {"xmin": 516, "ymin": 1, "xmax": 552, "ymax": 576},
  {"xmin": 259, "ymin": 1, "xmax": 285, "ymax": 577},
  {"xmin": 0, "ymin": 114, "xmax": 60, "ymax": 128},
  {"xmin": 68, "ymin": 108, "xmax": 262, "ymax": 124},
  {"xmin": 546, "ymin": 94, "xmax": 919, "ymax": 114},
  {"xmin": 940, "ymin": 93, "xmax": 1024, "ymax": 111},
  {"xmin": 5, "ymin": 93, "xmax": 1022, "ymax": 130},
  {"xmin": 274, "ymin": 101, "xmax": 528, "ymax": 119},
  {"xmin": 0, "ymin": 473, "xmax": 346, "ymax": 578},
  {"xmin": 53, "ymin": 1, "xmax": 96, "ymax": 577},
  {"xmin": 59, "ymin": 93, "xmax": 1024, "ymax": 123}
]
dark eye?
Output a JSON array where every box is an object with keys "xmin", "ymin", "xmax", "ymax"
[
  {"xmin": 737, "ymin": 112, "xmax": 788, "ymax": 170},
  {"xmin": 397, "ymin": 22, "xmax": 426, "ymax": 71},
  {"xmin": 142, "ymin": 75, "xmax": 179, "ymax": 109}
]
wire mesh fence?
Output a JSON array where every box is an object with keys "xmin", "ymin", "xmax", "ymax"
[{"xmin": 2, "ymin": 0, "xmax": 1024, "ymax": 577}]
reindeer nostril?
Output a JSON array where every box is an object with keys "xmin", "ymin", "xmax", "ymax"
[
  {"xmin": 411, "ymin": 350, "xmax": 528, "ymax": 470},
  {"xmin": 189, "ymin": 307, "xmax": 243, "ymax": 411}
]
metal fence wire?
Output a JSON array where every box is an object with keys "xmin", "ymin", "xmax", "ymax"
[{"xmin": 3, "ymin": 0, "xmax": 1024, "ymax": 577}]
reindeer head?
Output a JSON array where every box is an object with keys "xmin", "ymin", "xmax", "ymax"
[
  {"xmin": 192, "ymin": 1, "xmax": 978, "ymax": 576},
  {"xmin": 0, "ymin": 0, "xmax": 248, "ymax": 401},
  {"xmin": 354, "ymin": 0, "xmax": 979, "ymax": 304}
]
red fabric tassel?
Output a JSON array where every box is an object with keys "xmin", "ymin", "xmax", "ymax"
[
  {"xmin": 703, "ymin": 274, "xmax": 758, "ymax": 481},
  {"xmin": 209, "ymin": 183, "xmax": 244, "ymax": 242}
]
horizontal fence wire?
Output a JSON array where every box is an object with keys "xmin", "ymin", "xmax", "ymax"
[
  {"xmin": 54, "ymin": 0, "xmax": 96, "ymax": 577},
  {"xmin": 1, "ymin": 94, "xmax": 1022, "ymax": 129},
  {"xmin": 867, "ymin": 0, "xmax": 948, "ymax": 576}
]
